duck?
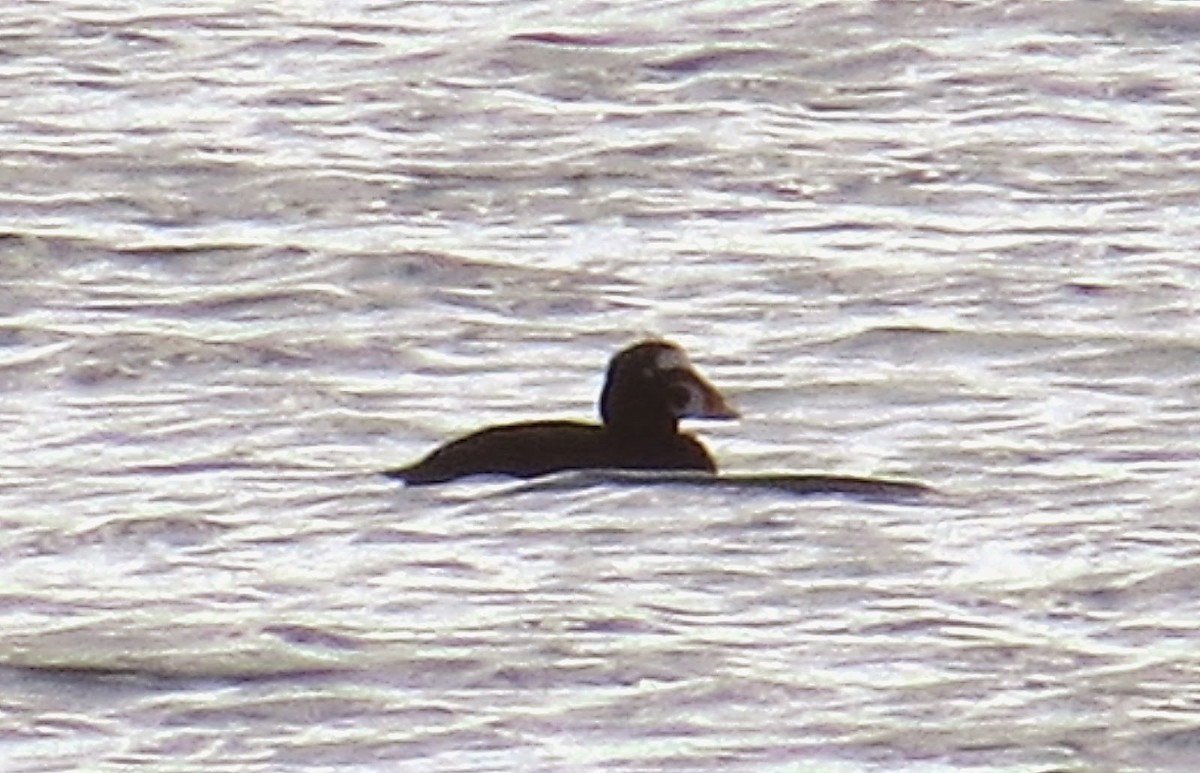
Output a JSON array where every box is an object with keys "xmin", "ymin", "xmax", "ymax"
[{"xmin": 386, "ymin": 340, "xmax": 737, "ymax": 485}]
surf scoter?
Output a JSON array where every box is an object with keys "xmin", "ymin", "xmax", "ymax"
[{"xmin": 386, "ymin": 340, "xmax": 737, "ymax": 485}]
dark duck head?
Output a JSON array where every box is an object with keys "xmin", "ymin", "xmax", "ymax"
[
  {"xmin": 600, "ymin": 340, "xmax": 737, "ymax": 435},
  {"xmin": 387, "ymin": 339, "xmax": 737, "ymax": 485}
]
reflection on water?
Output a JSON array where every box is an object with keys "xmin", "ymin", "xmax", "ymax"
[{"xmin": 2, "ymin": 0, "xmax": 1199, "ymax": 770}]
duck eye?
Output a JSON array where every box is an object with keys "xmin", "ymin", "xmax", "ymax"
[{"xmin": 667, "ymin": 383, "xmax": 694, "ymax": 413}]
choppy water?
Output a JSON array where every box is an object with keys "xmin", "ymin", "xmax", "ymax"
[{"xmin": 3, "ymin": 1, "xmax": 1200, "ymax": 770}]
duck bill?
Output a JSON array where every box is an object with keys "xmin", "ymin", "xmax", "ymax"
[{"xmin": 684, "ymin": 373, "xmax": 739, "ymax": 420}]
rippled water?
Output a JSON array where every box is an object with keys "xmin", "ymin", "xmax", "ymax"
[{"xmin": 3, "ymin": 1, "xmax": 1200, "ymax": 770}]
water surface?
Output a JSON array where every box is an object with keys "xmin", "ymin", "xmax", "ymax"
[{"xmin": 2, "ymin": 1, "xmax": 1200, "ymax": 770}]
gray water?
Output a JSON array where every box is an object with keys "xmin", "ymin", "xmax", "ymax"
[{"xmin": 3, "ymin": 1, "xmax": 1200, "ymax": 770}]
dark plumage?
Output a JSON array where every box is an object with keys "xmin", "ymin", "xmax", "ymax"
[{"xmin": 386, "ymin": 340, "xmax": 736, "ymax": 485}]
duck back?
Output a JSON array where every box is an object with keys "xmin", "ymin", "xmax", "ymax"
[{"xmin": 388, "ymin": 420, "xmax": 715, "ymax": 485}]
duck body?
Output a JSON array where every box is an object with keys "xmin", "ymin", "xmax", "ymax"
[
  {"xmin": 387, "ymin": 340, "xmax": 735, "ymax": 486},
  {"xmin": 389, "ymin": 420, "xmax": 716, "ymax": 485}
]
